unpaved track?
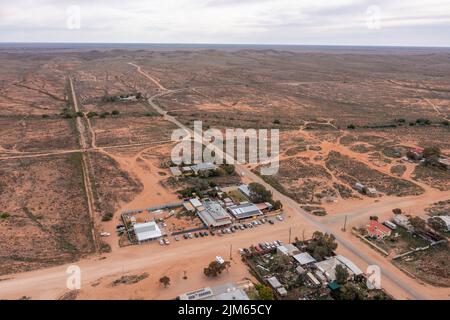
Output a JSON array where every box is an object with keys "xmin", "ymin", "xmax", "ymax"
[
  {"xmin": 0, "ymin": 66, "xmax": 449, "ymax": 300},
  {"xmin": 132, "ymin": 64, "xmax": 447, "ymax": 300},
  {"xmin": 68, "ymin": 76, "xmax": 99, "ymax": 253}
]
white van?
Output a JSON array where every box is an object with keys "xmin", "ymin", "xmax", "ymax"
[{"xmin": 383, "ymin": 220, "xmax": 397, "ymax": 230}]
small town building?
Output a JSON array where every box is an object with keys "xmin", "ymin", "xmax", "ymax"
[
  {"xmin": 277, "ymin": 287, "xmax": 288, "ymax": 296},
  {"xmin": 255, "ymin": 202, "xmax": 273, "ymax": 212},
  {"xmin": 393, "ymin": 214, "xmax": 413, "ymax": 231},
  {"xmin": 295, "ymin": 265, "xmax": 306, "ymax": 274},
  {"xmin": 438, "ymin": 157, "xmax": 450, "ymax": 171},
  {"xmin": 189, "ymin": 198, "xmax": 203, "ymax": 208},
  {"xmin": 183, "ymin": 202, "xmax": 195, "ymax": 213},
  {"xmin": 314, "ymin": 255, "xmax": 362, "ymax": 283},
  {"xmin": 181, "ymin": 166, "xmax": 193, "ymax": 174},
  {"xmin": 267, "ymin": 276, "xmax": 282, "ymax": 289},
  {"xmin": 238, "ymin": 184, "xmax": 252, "ymax": 198},
  {"xmin": 197, "ymin": 199, "xmax": 232, "ymax": 228},
  {"xmin": 227, "ymin": 203, "xmax": 263, "ymax": 220},
  {"xmin": 293, "ymin": 252, "xmax": 316, "ymax": 265},
  {"xmin": 306, "ymin": 272, "xmax": 321, "ymax": 286},
  {"xmin": 354, "ymin": 182, "xmax": 365, "ymax": 192},
  {"xmin": 169, "ymin": 166, "xmax": 182, "ymax": 177},
  {"xmin": 178, "ymin": 282, "xmax": 250, "ymax": 300},
  {"xmin": 277, "ymin": 244, "xmax": 301, "ymax": 256},
  {"xmin": 367, "ymin": 187, "xmax": 378, "ymax": 197},
  {"xmin": 133, "ymin": 221, "xmax": 162, "ymax": 243},
  {"xmin": 191, "ymin": 162, "xmax": 218, "ymax": 174},
  {"xmin": 408, "ymin": 147, "xmax": 424, "ymax": 160},
  {"xmin": 366, "ymin": 220, "xmax": 392, "ymax": 239},
  {"xmin": 431, "ymin": 215, "xmax": 450, "ymax": 231}
]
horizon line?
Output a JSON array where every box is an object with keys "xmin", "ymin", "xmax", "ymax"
[{"xmin": 0, "ymin": 41, "xmax": 449, "ymax": 49}]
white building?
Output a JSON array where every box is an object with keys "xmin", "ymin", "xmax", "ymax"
[
  {"xmin": 133, "ymin": 221, "xmax": 162, "ymax": 243},
  {"xmin": 228, "ymin": 203, "xmax": 263, "ymax": 220}
]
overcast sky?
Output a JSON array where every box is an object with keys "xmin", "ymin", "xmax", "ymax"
[{"xmin": 1, "ymin": 0, "xmax": 450, "ymax": 46}]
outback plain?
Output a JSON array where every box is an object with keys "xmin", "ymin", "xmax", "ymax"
[{"xmin": 0, "ymin": 46, "xmax": 449, "ymax": 300}]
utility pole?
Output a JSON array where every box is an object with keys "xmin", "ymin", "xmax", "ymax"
[
  {"xmin": 288, "ymin": 227, "xmax": 292, "ymax": 244},
  {"xmin": 342, "ymin": 215, "xmax": 348, "ymax": 232}
]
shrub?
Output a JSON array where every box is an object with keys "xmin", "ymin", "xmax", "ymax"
[
  {"xmin": 101, "ymin": 212, "xmax": 113, "ymax": 221},
  {"xmin": 347, "ymin": 124, "xmax": 356, "ymax": 129}
]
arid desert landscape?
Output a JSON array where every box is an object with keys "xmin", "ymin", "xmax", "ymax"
[{"xmin": 0, "ymin": 45, "xmax": 449, "ymax": 300}]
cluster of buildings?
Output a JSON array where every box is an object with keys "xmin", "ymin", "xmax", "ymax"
[
  {"xmin": 406, "ymin": 147, "xmax": 450, "ymax": 171},
  {"xmin": 169, "ymin": 162, "xmax": 218, "ymax": 177},
  {"xmin": 182, "ymin": 184, "xmax": 274, "ymax": 229},
  {"xmin": 177, "ymin": 281, "xmax": 253, "ymax": 300},
  {"xmin": 354, "ymin": 182, "xmax": 378, "ymax": 197},
  {"xmin": 273, "ymin": 245, "xmax": 363, "ymax": 295}
]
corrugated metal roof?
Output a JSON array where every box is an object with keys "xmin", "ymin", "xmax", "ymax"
[{"xmin": 133, "ymin": 222, "xmax": 162, "ymax": 242}]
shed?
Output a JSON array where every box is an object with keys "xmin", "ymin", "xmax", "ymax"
[
  {"xmin": 133, "ymin": 222, "xmax": 162, "ymax": 243},
  {"xmin": 293, "ymin": 252, "xmax": 316, "ymax": 265},
  {"xmin": 267, "ymin": 276, "xmax": 282, "ymax": 289},
  {"xmin": 238, "ymin": 184, "xmax": 251, "ymax": 198}
]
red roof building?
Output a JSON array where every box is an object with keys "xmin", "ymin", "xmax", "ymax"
[{"xmin": 366, "ymin": 220, "xmax": 392, "ymax": 239}]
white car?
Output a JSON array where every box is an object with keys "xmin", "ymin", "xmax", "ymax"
[
  {"xmin": 164, "ymin": 238, "xmax": 170, "ymax": 245},
  {"xmin": 175, "ymin": 235, "xmax": 180, "ymax": 241},
  {"xmin": 100, "ymin": 232, "xmax": 110, "ymax": 237},
  {"xmin": 276, "ymin": 215, "xmax": 284, "ymax": 221},
  {"xmin": 159, "ymin": 239, "xmax": 165, "ymax": 245}
]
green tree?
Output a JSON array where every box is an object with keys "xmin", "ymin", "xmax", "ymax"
[
  {"xmin": 255, "ymin": 284, "xmax": 274, "ymax": 300},
  {"xmin": 338, "ymin": 283, "xmax": 366, "ymax": 300},
  {"xmin": 112, "ymin": 110, "xmax": 120, "ymax": 116},
  {"xmin": 307, "ymin": 231, "xmax": 338, "ymax": 260},
  {"xmin": 427, "ymin": 217, "xmax": 447, "ymax": 233},
  {"xmin": 248, "ymin": 182, "xmax": 273, "ymax": 203},
  {"xmin": 392, "ymin": 208, "xmax": 402, "ymax": 215},
  {"xmin": 203, "ymin": 260, "xmax": 230, "ymax": 277},
  {"xmin": 270, "ymin": 253, "xmax": 292, "ymax": 273},
  {"xmin": 422, "ymin": 146, "xmax": 441, "ymax": 159},
  {"xmin": 159, "ymin": 276, "xmax": 171, "ymax": 288},
  {"xmin": 272, "ymin": 200, "xmax": 283, "ymax": 210},
  {"xmin": 335, "ymin": 264, "xmax": 349, "ymax": 285},
  {"xmin": 409, "ymin": 216, "xmax": 427, "ymax": 233}
]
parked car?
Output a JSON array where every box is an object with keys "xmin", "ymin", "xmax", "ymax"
[
  {"xmin": 203, "ymin": 231, "xmax": 209, "ymax": 236},
  {"xmin": 239, "ymin": 248, "xmax": 245, "ymax": 254},
  {"xmin": 188, "ymin": 233, "xmax": 193, "ymax": 239},
  {"xmin": 183, "ymin": 234, "xmax": 188, "ymax": 239},
  {"xmin": 231, "ymin": 228, "xmax": 236, "ymax": 233},
  {"xmin": 240, "ymin": 225, "xmax": 245, "ymax": 230},
  {"xmin": 164, "ymin": 238, "xmax": 170, "ymax": 245},
  {"xmin": 116, "ymin": 224, "xmax": 125, "ymax": 229},
  {"xmin": 159, "ymin": 239, "xmax": 165, "ymax": 245},
  {"xmin": 194, "ymin": 233, "xmax": 199, "ymax": 238},
  {"xmin": 268, "ymin": 220, "xmax": 274, "ymax": 225},
  {"xmin": 175, "ymin": 235, "xmax": 180, "ymax": 241},
  {"xmin": 276, "ymin": 215, "xmax": 284, "ymax": 221},
  {"xmin": 210, "ymin": 231, "xmax": 215, "ymax": 236},
  {"xmin": 100, "ymin": 232, "xmax": 111, "ymax": 237},
  {"xmin": 199, "ymin": 232, "xmax": 204, "ymax": 237}
]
